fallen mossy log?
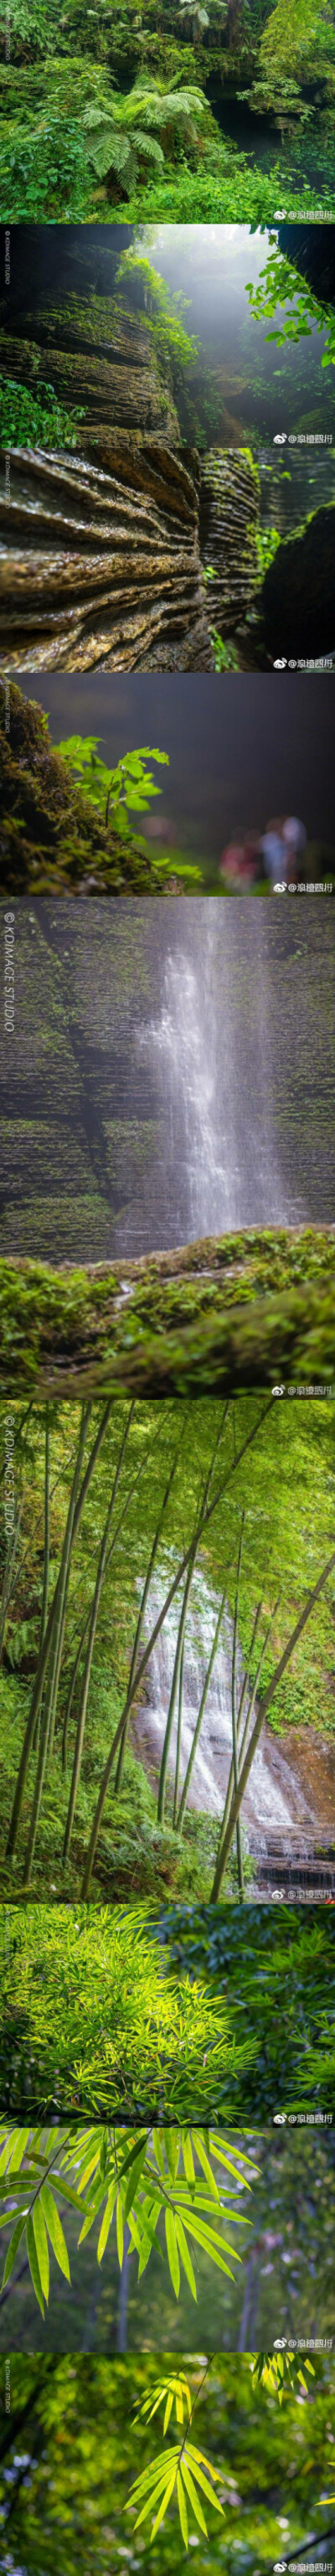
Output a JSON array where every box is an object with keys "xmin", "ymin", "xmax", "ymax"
[
  {"xmin": 0, "ymin": 676, "xmax": 175, "ymax": 894},
  {"xmin": 0, "ymin": 1228, "xmax": 334, "ymax": 1396},
  {"xmin": 0, "ymin": 437, "xmax": 213, "ymax": 672}
]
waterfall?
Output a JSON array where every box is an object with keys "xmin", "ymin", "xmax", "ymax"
[
  {"xmin": 137, "ymin": 907, "xmax": 304, "ymax": 1246},
  {"xmin": 133, "ymin": 1565, "xmax": 316, "ymax": 1849}
]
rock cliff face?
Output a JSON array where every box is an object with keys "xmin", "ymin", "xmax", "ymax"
[
  {"xmin": 0, "ymin": 438, "xmax": 214, "ymax": 671},
  {"xmin": 262, "ymin": 503, "xmax": 335, "ymax": 658},
  {"xmin": 0, "ymin": 678, "xmax": 166, "ymax": 893},
  {"xmin": 200, "ymin": 449, "xmax": 260, "ymax": 631},
  {"xmin": 0, "ymin": 292, "xmax": 180, "ymax": 439}
]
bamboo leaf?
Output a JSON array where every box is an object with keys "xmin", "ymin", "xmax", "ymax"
[
  {"xmin": 175, "ymin": 2216, "xmax": 197, "ymax": 2299},
  {"xmin": 26, "ymin": 2212, "xmax": 44, "ymax": 2316},
  {"xmin": 32, "ymin": 2197, "xmax": 49, "ymax": 2301},
  {"xmin": 165, "ymin": 2207, "xmax": 180, "ymax": 2298},
  {"xmin": 116, "ymin": 2191, "xmax": 124, "ymax": 2268},
  {"xmin": 2, "ymin": 2212, "xmax": 27, "ymax": 2287},
  {"xmin": 182, "ymin": 2134, "xmax": 195, "ymax": 2184},
  {"xmin": 151, "ymin": 2471, "xmax": 177, "ymax": 2540},
  {"xmin": 124, "ymin": 2140, "xmax": 148, "ymax": 2217},
  {"xmin": 39, "ymin": 2184, "xmax": 70, "ymax": 2281},
  {"xmin": 195, "ymin": 2135, "xmax": 220, "ymax": 2196},
  {"xmin": 182, "ymin": 2460, "xmax": 208, "ymax": 2534},
  {"xmin": 177, "ymin": 2470, "xmax": 188, "ymax": 2548},
  {"xmin": 97, "ymin": 2182, "xmax": 118, "ymax": 2262}
]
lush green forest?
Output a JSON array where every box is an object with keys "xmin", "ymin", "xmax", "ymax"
[
  {"xmin": 1, "ymin": 0, "xmax": 335, "ymax": 219},
  {"xmin": 0, "ymin": 1399, "xmax": 334, "ymax": 1902},
  {"xmin": 0, "ymin": 2125, "xmax": 334, "ymax": 2351},
  {"xmin": 0, "ymin": 2351, "xmax": 334, "ymax": 2569},
  {"xmin": 0, "ymin": 1902, "xmax": 334, "ymax": 2115}
]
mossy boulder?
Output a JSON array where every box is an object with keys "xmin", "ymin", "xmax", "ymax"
[{"xmin": 0, "ymin": 678, "xmax": 167, "ymax": 893}]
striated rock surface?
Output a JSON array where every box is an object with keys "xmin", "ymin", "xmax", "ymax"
[
  {"xmin": 0, "ymin": 291, "xmax": 180, "ymax": 439},
  {"xmin": 200, "ymin": 447, "xmax": 260, "ymax": 630},
  {"xmin": 0, "ymin": 437, "xmax": 214, "ymax": 671}
]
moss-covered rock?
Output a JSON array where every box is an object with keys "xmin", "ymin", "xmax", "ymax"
[
  {"xmin": 0, "ymin": 1226, "xmax": 334, "ymax": 1395},
  {"xmin": 262, "ymin": 502, "xmax": 335, "ymax": 658},
  {"xmin": 0, "ymin": 678, "xmax": 168, "ymax": 891}
]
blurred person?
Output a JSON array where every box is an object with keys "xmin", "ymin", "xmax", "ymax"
[
  {"xmin": 282, "ymin": 815, "xmax": 307, "ymax": 885},
  {"xmin": 260, "ymin": 817, "xmax": 286, "ymax": 889}
]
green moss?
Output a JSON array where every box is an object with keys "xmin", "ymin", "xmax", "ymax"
[{"xmin": 0, "ymin": 1227, "xmax": 334, "ymax": 1395}]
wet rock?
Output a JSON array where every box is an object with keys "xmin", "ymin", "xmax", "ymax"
[
  {"xmin": 0, "ymin": 437, "xmax": 214, "ymax": 672},
  {"xmin": 200, "ymin": 447, "xmax": 260, "ymax": 630},
  {"xmin": 262, "ymin": 503, "xmax": 335, "ymax": 658}
]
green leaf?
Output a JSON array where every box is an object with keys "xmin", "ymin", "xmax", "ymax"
[
  {"xmin": 175, "ymin": 2216, "xmax": 197, "ymax": 2299},
  {"xmin": 182, "ymin": 2133, "xmax": 195, "ymax": 2184},
  {"xmin": 151, "ymin": 2470, "xmax": 177, "ymax": 2540},
  {"xmin": 182, "ymin": 2459, "xmax": 208, "ymax": 2535},
  {"xmin": 124, "ymin": 2140, "xmax": 148, "ymax": 2217},
  {"xmin": 116, "ymin": 2191, "xmax": 124, "ymax": 2268},
  {"xmin": 32, "ymin": 2197, "xmax": 49, "ymax": 2302},
  {"xmin": 165, "ymin": 2207, "xmax": 180, "ymax": 2298},
  {"xmin": 2, "ymin": 2212, "xmax": 27, "ymax": 2288},
  {"xmin": 26, "ymin": 2211, "xmax": 44, "ymax": 2316},
  {"xmin": 97, "ymin": 2181, "xmax": 117, "ymax": 2262},
  {"xmin": 39, "ymin": 2183, "xmax": 70, "ymax": 2281},
  {"xmin": 177, "ymin": 2470, "xmax": 188, "ymax": 2548}
]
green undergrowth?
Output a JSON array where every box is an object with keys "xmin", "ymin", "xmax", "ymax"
[
  {"xmin": 0, "ymin": 1681, "xmax": 225, "ymax": 1905},
  {"xmin": 0, "ymin": 378, "xmax": 85, "ymax": 447},
  {"xmin": 0, "ymin": 1229, "xmax": 334, "ymax": 1396},
  {"xmin": 1, "ymin": 1900, "xmax": 335, "ymax": 2119}
]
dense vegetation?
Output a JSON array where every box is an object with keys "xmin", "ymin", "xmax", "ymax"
[
  {"xmin": 1, "ymin": 1236, "xmax": 335, "ymax": 1401},
  {"xmin": 0, "ymin": 691, "xmax": 200, "ymax": 896},
  {"xmin": 0, "ymin": 1398, "xmax": 334, "ymax": 1902},
  {"xmin": 1, "ymin": 2351, "xmax": 333, "ymax": 2572},
  {"xmin": 1, "ymin": 1902, "xmax": 335, "ymax": 2116},
  {"xmin": 1, "ymin": 0, "xmax": 335, "ymax": 218},
  {"xmin": 1, "ymin": 2126, "xmax": 334, "ymax": 2352}
]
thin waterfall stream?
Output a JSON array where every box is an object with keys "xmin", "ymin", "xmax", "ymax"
[
  {"xmin": 131, "ymin": 1566, "xmax": 335, "ymax": 1894},
  {"xmin": 128, "ymin": 906, "xmax": 307, "ymax": 1254}
]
